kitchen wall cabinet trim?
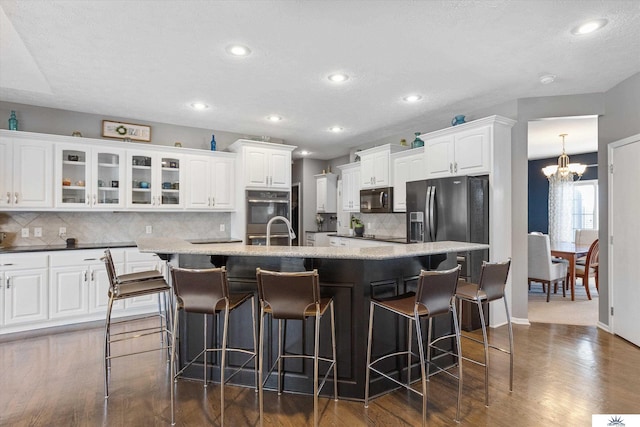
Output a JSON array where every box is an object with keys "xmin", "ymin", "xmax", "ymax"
[
  {"xmin": 315, "ymin": 173, "xmax": 337, "ymax": 213},
  {"xmin": 228, "ymin": 139, "xmax": 296, "ymax": 190}
]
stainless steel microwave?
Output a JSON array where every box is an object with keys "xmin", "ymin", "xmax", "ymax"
[{"xmin": 360, "ymin": 187, "xmax": 393, "ymax": 213}]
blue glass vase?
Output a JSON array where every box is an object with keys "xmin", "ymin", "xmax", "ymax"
[
  {"xmin": 8, "ymin": 110, "xmax": 18, "ymax": 131},
  {"xmin": 411, "ymin": 132, "xmax": 423, "ymax": 148},
  {"xmin": 210, "ymin": 134, "xmax": 216, "ymax": 151}
]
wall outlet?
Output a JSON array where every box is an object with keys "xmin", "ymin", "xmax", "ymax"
[
  {"xmin": 34, "ymin": 227, "xmax": 42, "ymax": 237},
  {"xmin": 21, "ymin": 228, "xmax": 29, "ymax": 237},
  {"xmin": 146, "ymin": 225, "xmax": 153, "ymax": 234},
  {"xmin": 59, "ymin": 227, "xmax": 66, "ymax": 238},
  {"xmin": 219, "ymin": 224, "xmax": 225, "ymax": 232}
]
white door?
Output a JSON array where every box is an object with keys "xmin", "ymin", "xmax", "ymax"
[{"xmin": 610, "ymin": 135, "xmax": 640, "ymax": 346}]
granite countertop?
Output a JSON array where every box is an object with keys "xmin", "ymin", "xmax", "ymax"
[
  {"xmin": 330, "ymin": 233, "xmax": 408, "ymax": 244},
  {"xmin": 136, "ymin": 237, "xmax": 489, "ymax": 260},
  {"xmin": 0, "ymin": 237, "xmax": 242, "ymax": 254}
]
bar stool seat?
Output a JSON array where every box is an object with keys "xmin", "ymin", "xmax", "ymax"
[
  {"xmin": 255, "ymin": 268, "xmax": 337, "ymax": 427},
  {"xmin": 169, "ymin": 266, "xmax": 257, "ymax": 426},
  {"xmin": 365, "ymin": 266, "xmax": 463, "ymax": 426},
  {"xmin": 455, "ymin": 259, "xmax": 512, "ymax": 407},
  {"xmin": 102, "ymin": 249, "xmax": 172, "ymax": 399}
]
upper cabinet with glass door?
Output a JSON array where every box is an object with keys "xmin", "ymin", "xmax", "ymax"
[
  {"xmin": 126, "ymin": 150, "xmax": 184, "ymax": 209},
  {"xmin": 55, "ymin": 143, "xmax": 125, "ymax": 209}
]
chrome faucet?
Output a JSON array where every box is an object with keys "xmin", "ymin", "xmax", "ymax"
[
  {"xmin": 266, "ymin": 216, "xmax": 296, "ymax": 247},
  {"xmin": 0, "ymin": 232, "xmax": 6, "ymax": 244}
]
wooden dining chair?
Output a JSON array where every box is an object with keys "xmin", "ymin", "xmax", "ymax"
[{"xmin": 575, "ymin": 239, "xmax": 599, "ymax": 300}]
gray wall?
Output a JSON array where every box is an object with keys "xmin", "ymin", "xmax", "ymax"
[{"xmin": 598, "ymin": 72, "xmax": 640, "ymax": 324}]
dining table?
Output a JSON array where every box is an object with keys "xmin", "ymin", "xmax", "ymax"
[{"xmin": 550, "ymin": 241, "xmax": 590, "ymax": 301}]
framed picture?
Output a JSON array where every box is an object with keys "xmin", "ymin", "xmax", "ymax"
[{"xmin": 102, "ymin": 120, "xmax": 151, "ymax": 142}]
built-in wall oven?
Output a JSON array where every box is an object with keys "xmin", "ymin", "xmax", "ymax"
[{"xmin": 246, "ymin": 190, "xmax": 291, "ymax": 246}]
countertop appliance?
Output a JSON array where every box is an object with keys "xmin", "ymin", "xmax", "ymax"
[
  {"xmin": 246, "ymin": 190, "xmax": 291, "ymax": 246},
  {"xmin": 360, "ymin": 187, "xmax": 393, "ymax": 213},
  {"xmin": 406, "ymin": 175, "xmax": 489, "ymax": 281}
]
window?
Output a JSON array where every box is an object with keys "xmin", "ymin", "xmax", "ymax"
[{"xmin": 572, "ymin": 179, "xmax": 598, "ymax": 239}]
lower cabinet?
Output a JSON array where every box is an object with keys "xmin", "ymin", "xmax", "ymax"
[
  {"xmin": 1, "ymin": 253, "xmax": 48, "ymax": 327},
  {"xmin": 0, "ymin": 247, "xmax": 165, "ymax": 335}
]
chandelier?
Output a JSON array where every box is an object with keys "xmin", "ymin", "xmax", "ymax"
[{"xmin": 541, "ymin": 133, "xmax": 586, "ymax": 180}]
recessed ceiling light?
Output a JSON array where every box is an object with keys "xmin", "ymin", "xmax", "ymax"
[
  {"xmin": 299, "ymin": 150, "xmax": 311, "ymax": 156},
  {"xmin": 329, "ymin": 126, "xmax": 343, "ymax": 132},
  {"xmin": 571, "ymin": 19, "xmax": 608, "ymax": 35},
  {"xmin": 266, "ymin": 115, "xmax": 282, "ymax": 122},
  {"xmin": 328, "ymin": 73, "xmax": 349, "ymax": 83},
  {"xmin": 403, "ymin": 94, "xmax": 423, "ymax": 102},
  {"xmin": 190, "ymin": 102, "xmax": 209, "ymax": 110},
  {"xmin": 226, "ymin": 44, "xmax": 251, "ymax": 56},
  {"xmin": 539, "ymin": 74, "xmax": 556, "ymax": 85}
]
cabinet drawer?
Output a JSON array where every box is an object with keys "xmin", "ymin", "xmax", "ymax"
[
  {"xmin": 50, "ymin": 249, "xmax": 124, "ymax": 267},
  {"xmin": 0, "ymin": 253, "xmax": 48, "ymax": 270}
]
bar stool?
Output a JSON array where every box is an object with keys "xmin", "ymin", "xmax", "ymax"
[
  {"xmin": 169, "ymin": 266, "xmax": 257, "ymax": 426},
  {"xmin": 365, "ymin": 266, "xmax": 462, "ymax": 426},
  {"xmin": 255, "ymin": 268, "xmax": 337, "ymax": 427},
  {"xmin": 102, "ymin": 248, "xmax": 172, "ymax": 399},
  {"xmin": 455, "ymin": 259, "xmax": 512, "ymax": 407}
]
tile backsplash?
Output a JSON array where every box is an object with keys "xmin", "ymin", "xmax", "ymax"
[
  {"xmin": 0, "ymin": 211, "xmax": 231, "ymax": 247},
  {"xmin": 337, "ymin": 213, "xmax": 406, "ymax": 238}
]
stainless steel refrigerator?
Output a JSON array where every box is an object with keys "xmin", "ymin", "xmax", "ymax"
[{"xmin": 406, "ymin": 175, "xmax": 489, "ymax": 283}]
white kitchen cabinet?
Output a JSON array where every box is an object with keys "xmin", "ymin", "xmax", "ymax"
[
  {"xmin": 0, "ymin": 132, "xmax": 53, "ymax": 209},
  {"xmin": 228, "ymin": 140, "xmax": 295, "ymax": 190},
  {"xmin": 55, "ymin": 143, "xmax": 126, "ymax": 209},
  {"xmin": 49, "ymin": 249, "xmax": 124, "ymax": 319},
  {"xmin": 338, "ymin": 163, "xmax": 360, "ymax": 212},
  {"xmin": 424, "ymin": 124, "xmax": 492, "ymax": 178},
  {"xmin": 0, "ymin": 253, "xmax": 48, "ymax": 326},
  {"xmin": 391, "ymin": 148, "xmax": 426, "ymax": 212},
  {"xmin": 359, "ymin": 144, "xmax": 408, "ymax": 189},
  {"xmin": 315, "ymin": 173, "xmax": 337, "ymax": 213},
  {"xmin": 123, "ymin": 249, "xmax": 166, "ymax": 310},
  {"xmin": 126, "ymin": 150, "xmax": 184, "ymax": 209},
  {"xmin": 185, "ymin": 153, "xmax": 236, "ymax": 210}
]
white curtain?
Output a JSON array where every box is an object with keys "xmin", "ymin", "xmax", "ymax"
[{"xmin": 548, "ymin": 174, "xmax": 574, "ymax": 242}]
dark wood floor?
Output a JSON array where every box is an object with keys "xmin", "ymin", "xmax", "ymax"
[{"xmin": 1, "ymin": 318, "xmax": 639, "ymax": 426}]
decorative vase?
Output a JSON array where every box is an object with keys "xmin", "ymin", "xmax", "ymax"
[
  {"xmin": 411, "ymin": 132, "xmax": 424, "ymax": 148},
  {"xmin": 210, "ymin": 134, "xmax": 217, "ymax": 151},
  {"xmin": 451, "ymin": 115, "xmax": 466, "ymax": 126},
  {"xmin": 354, "ymin": 225, "xmax": 364, "ymax": 237},
  {"xmin": 8, "ymin": 110, "xmax": 18, "ymax": 131}
]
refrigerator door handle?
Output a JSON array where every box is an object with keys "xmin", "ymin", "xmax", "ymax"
[
  {"xmin": 424, "ymin": 186, "xmax": 431, "ymax": 241},
  {"xmin": 429, "ymin": 185, "xmax": 437, "ymax": 241}
]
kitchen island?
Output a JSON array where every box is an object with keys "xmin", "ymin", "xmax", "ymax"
[{"xmin": 137, "ymin": 237, "xmax": 489, "ymax": 400}]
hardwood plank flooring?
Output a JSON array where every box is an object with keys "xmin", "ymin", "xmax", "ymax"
[{"xmin": 1, "ymin": 319, "xmax": 639, "ymax": 426}]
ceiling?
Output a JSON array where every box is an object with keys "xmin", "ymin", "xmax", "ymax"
[{"xmin": 1, "ymin": 1, "xmax": 639, "ymax": 160}]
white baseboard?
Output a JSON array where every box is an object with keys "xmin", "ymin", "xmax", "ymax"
[
  {"xmin": 597, "ymin": 321, "xmax": 611, "ymax": 333},
  {"xmin": 511, "ymin": 316, "xmax": 531, "ymax": 326}
]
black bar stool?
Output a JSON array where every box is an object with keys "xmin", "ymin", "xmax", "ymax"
[
  {"xmin": 365, "ymin": 266, "xmax": 462, "ymax": 426},
  {"xmin": 102, "ymin": 248, "xmax": 172, "ymax": 399},
  {"xmin": 455, "ymin": 259, "xmax": 512, "ymax": 406},
  {"xmin": 169, "ymin": 266, "xmax": 257, "ymax": 426},
  {"xmin": 255, "ymin": 268, "xmax": 337, "ymax": 427}
]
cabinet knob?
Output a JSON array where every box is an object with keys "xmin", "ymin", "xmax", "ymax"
[
  {"xmin": 211, "ymin": 197, "xmax": 215, "ymax": 206},
  {"xmin": 449, "ymin": 163, "xmax": 453, "ymax": 173},
  {"xmin": 6, "ymin": 277, "xmax": 10, "ymax": 289},
  {"xmin": 5, "ymin": 192, "xmax": 10, "ymax": 204},
  {"xmin": 454, "ymin": 162, "xmax": 458, "ymax": 173},
  {"xmin": 14, "ymin": 192, "xmax": 19, "ymax": 204}
]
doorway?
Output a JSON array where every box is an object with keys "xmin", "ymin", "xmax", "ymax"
[{"xmin": 527, "ymin": 116, "xmax": 599, "ymax": 325}]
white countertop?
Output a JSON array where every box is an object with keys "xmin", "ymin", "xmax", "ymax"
[{"xmin": 136, "ymin": 237, "xmax": 489, "ymax": 260}]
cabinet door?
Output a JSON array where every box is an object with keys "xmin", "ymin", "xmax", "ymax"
[
  {"xmin": 245, "ymin": 148, "xmax": 269, "ymax": 187},
  {"xmin": 372, "ymin": 151, "xmax": 390, "ymax": 186},
  {"xmin": 453, "ymin": 125, "xmax": 491, "ymax": 175},
  {"xmin": 360, "ymin": 156, "xmax": 375, "ymax": 188},
  {"xmin": 93, "ymin": 148, "xmax": 125, "ymax": 209},
  {"xmin": 269, "ymin": 150, "xmax": 291, "ymax": 188},
  {"xmin": 393, "ymin": 157, "xmax": 410, "ymax": 212},
  {"xmin": 12, "ymin": 139, "xmax": 53, "ymax": 208},
  {"xmin": 4, "ymin": 269, "xmax": 48, "ymax": 325},
  {"xmin": 49, "ymin": 266, "xmax": 89, "ymax": 318},
  {"xmin": 316, "ymin": 177, "xmax": 327, "ymax": 212},
  {"xmin": 56, "ymin": 144, "xmax": 91, "ymax": 208},
  {"xmin": 185, "ymin": 156, "xmax": 212, "ymax": 209},
  {"xmin": 90, "ymin": 263, "xmax": 124, "ymax": 313},
  {"xmin": 158, "ymin": 154, "xmax": 183, "ymax": 208},
  {"xmin": 128, "ymin": 151, "xmax": 155, "ymax": 208},
  {"xmin": 0, "ymin": 138, "xmax": 12, "ymax": 208},
  {"xmin": 425, "ymin": 134, "xmax": 454, "ymax": 178},
  {"xmin": 211, "ymin": 156, "xmax": 235, "ymax": 210}
]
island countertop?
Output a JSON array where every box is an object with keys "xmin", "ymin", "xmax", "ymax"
[{"xmin": 136, "ymin": 236, "xmax": 489, "ymax": 260}]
